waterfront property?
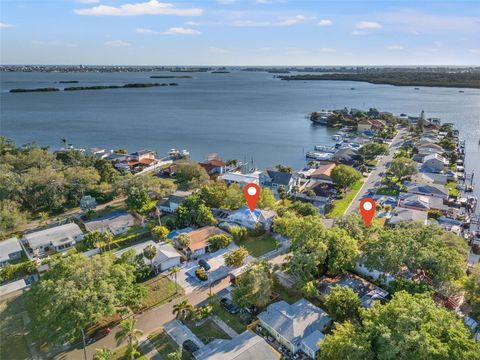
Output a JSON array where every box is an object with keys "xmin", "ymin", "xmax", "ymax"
[
  {"xmin": 257, "ymin": 299, "xmax": 331, "ymax": 358},
  {"xmin": 0, "ymin": 238, "xmax": 24, "ymax": 267},
  {"xmin": 398, "ymin": 192, "xmax": 447, "ymax": 212},
  {"xmin": 200, "ymin": 158, "xmax": 227, "ymax": 176},
  {"xmin": 404, "ymin": 182, "xmax": 449, "ymax": 200},
  {"xmin": 220, "ymin": 171, "xmax": 261, "ymax": 187},
  {"xmin": 84, "ymin": 211, "xmax": 135, "ymax": 236},
  {"xmin": 193, "ymin": 330, "xmax": 279, "ymax": 360},
  {"xmin": 22, "ymin": 223, "xmax": 84, "ymax": 258},
  {"xmin": 387, "ymin": 208, "xmax": 428, "ymax": 226},
  {"xmin": 259, "ymin": 169, "xmax": 298, "ymax": 197},
  {"xmin": 421, "ymin": 153, "xmax": 449, "ymax": 173}
]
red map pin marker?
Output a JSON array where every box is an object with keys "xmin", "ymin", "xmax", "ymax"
[
  {"xmin": 244, "ymin": 183, "xmax": 261, "ymax": 212},
  {"xmin": 360, "ymin": 198, "xmax": 376, "ymax": 227}
]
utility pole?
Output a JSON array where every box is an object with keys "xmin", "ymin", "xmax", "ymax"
[{"xmin": 80, "ymin": 328, "xmax": 87, "ymax": 360}]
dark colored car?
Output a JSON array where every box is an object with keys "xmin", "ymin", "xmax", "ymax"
[
  {"xmin": 198, "ymin": 259, "xmax": 211, "ymax": 271},
  {"xmin": 220, "ymin": 298, "xmax": 239, "ymax": 314}
]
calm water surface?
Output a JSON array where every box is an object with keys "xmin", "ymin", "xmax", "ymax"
[{"xmin": 1, "ymin": 71, "xmax": 479, "ymax": 192}]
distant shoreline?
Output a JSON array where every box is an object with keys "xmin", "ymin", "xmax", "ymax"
[
  {"xmin": 278, "ymin": 73, "xmax": 480, "ymax": 89},
  {"xmin": 9, "ymin": 82, "xmax": 178, "ymax": 93}
]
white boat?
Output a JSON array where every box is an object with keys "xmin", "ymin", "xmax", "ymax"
[
  {"xmin": 314, "ymin": 145, "xmax": 336, "ymax": 153},
  {"xmin": 306, "ymin": 151, "xmax": 334, "ymax": 161},
  {"xmin": 332, "ymin": 134, "xmax": 343, "ymax": 142}
]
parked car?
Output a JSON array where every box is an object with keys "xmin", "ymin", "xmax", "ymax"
[
  {"xmin": 220, "ymin": 298, "xmax": 239, "ymax": 314},
  {"xmin": 198, "ymin": 259, "xmax": 211, "ymax": 271}
]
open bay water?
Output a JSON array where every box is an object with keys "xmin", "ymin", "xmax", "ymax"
[{"xmin": 1, "ymin": 70, "xmax": 480, "ymax": 198}]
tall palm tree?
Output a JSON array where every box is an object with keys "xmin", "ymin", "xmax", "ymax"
[
  {"xmin": 172, "ymin": 300, "xmax": 194, "ymax": 321},
  {"xmin": 93, "ymin": 347, "xmax": 114, "ymax": 360},
  {"xmin": 115, "ymin": 318, "xmax": 143, "ymax": 359},
  {"xmin": 143, "ymin": 244, "xmax": 157, "ymax": 272},
  {"xmin": 103, "ymin": 231, "xmax": 114, "ymax": 251},
  {"xmin": 170, "ymin": 266, "xmax": 180, "ymax": 293}
]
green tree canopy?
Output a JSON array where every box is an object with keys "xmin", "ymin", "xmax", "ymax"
[
  {"xmin": 175, "ymin": 160, "xmax": 210, "ymax": 189},
  {"xmin": 26, "ymin": 254, "xmax": 146, "ymax": 345},
  {"xmin": 324, "ymin": 285, "xmax": 362, "ymax": 323},
  {"xmin": 389, "ymin": 157, "xmax": 418, "ymax": 180},
  {"xmin": 174, "ymin": 194, "xmax": 216, "ymax": 228},
  {"xmin": 224, "ymin": 247, "xmax": 249, "ymax": 267},
  {"xmin": 232, "ymin": 261, "xmax": 273, "ymax": 309},
  {"xmin": 330, "ymin": 165, "xmax": 362, "ymax": 191},
  {"xmin": 359, "ymin": 143, "xmax": 389, "ymax": 160},
  {"xmin": 465, "ymin": 263, "xmax": 480, "ymax": 319}
]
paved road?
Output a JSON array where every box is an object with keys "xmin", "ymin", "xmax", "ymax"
[{"xmin": 345, "ymin": 130, "xmax": 406, "ymax": 215}]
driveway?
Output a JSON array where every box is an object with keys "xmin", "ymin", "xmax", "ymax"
[{"xmin": 345, "ymin": 130, "xmax": 406, "ymax": 215}]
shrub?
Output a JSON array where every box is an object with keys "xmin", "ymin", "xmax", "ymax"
[
  {"xmin": 229, "ymin": 226, "xmax": 248, "ymax": 242},
  {"xmin": 195, "ymin": 268, "xmax": 208, "ymax": 281},
  {"xmin": 247, "ymin": 223, "xmax": 266, "ymax": 237},
  {"xmin": 0, "ymin": 260, "xmax": 37, "ymax": 283},
  {"xmin": 208, "ymin": 234, "xmax": 232, "ymax": 251}
]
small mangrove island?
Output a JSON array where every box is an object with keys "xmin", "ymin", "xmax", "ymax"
[
  {"xmin": 9, "ymin": 82, "xmax": 176, "ymax": 93},
  {"xmin": 150, "ymin": 75, "xmax": 192, "ymax": 79},
  {"xmin": 58, "ymin": 80, "xmax": 79, "ymax": 84},
  {"xmin": 279, "ymin": 70, "xmax": 480, "ymax": 89}
]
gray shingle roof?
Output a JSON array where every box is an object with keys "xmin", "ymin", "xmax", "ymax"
[
  {"xmin": 0, "ymin": 238, "xmax": 22, "ymax": 263},
  {"xmin": 258, "ymin": 299, "xmax": 330, "ymax": 346},
  {"xmin": 266, "ymin": 170, "xmax": 292, "ymax": 186},
  {"xmin": 23, "ymin": 223, "xmax": 83, "ymax": 248}
]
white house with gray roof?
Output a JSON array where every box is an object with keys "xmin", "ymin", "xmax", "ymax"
[
  {"xmin": 0, "ymin": 238, "xmax": 24, "ymax": 267},
  {"xmin": 113, "ymin": 240, "xmax": 181, "ymax": 272},
  {"xmin": 193, "ymin": 330, "xmax": 279, "ymax": 360},
  {"xmin": 260, "ymin": 169, "xmax": 297, "ymax": 198},
  {"xmin": 22, "ymin": 223, "xmax": 84, "ymax": 258},
  {"xmin": 258, "ymin": 299, "xmax": 331, "ymax": 358}
]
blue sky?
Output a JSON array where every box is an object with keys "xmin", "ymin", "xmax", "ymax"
[{"xmin": 1, "ymin": 0, "xmax": 479, "ymax": 65}]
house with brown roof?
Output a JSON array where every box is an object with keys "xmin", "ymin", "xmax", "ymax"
[
  {"xmin": 357, "ymin": 119, "xmax": 385, "ymax": 132},
  {"xmin": 308, "ymin": 163, "xmax": 336, "ymax": 184},
  {"xmin": 180, "ymin": 226, "xmax": 230, "ymax": 258},
  {"xmin": 200, "ymin": 159, "xmax": 227, "ymax": 175}
]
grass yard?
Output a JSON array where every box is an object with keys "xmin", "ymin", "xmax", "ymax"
[
  {"xmin": 186, "ymin": 318, "xmax": 230, "ymax": 344},
  {"xmin": 375, "ymin": 187, "xmax": 400, "ymax": 196},
  {"xmin": 235, "ymin": 234, "xmax": 279, "ymax": 257},
  {"xmin": 272, "ymin": 279, "xmax": 303, "ymax": 305},
  {"xmin": 213, "ymin": 307, "xmax": 247, "ymax": 334},
  {"xmin": 446, "ymin": 181, "xmax": 460, "ymax": 197},
  {"xmin": 148, "ymin": 330, "xmax": 178, "ymax": 359},
  {"xmin": 326, "ymin": 180, "xmax": 363, "ymax": 218},
  {"xmin": 0, "ymin": 296, "xmax": 31, "ymax": 360},
  {"xmin": 135, "ymin": 274, "xmax": 182, "ymax": 312}
]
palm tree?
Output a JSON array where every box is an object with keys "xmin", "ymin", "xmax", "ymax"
[
  {"xmin": 143, "ymin": 244, "xmax": 157, "ymax": 272},
  {"xmin": 103, "ymin": 231, "xmax": 114, "ymax": 251},
  {"xmin": 93, "ymin": 347, "xmax": 114, "ymax": 360},
  {"xmin": 170, "ymin": 266, "xmax": 180, "ymax": 293},
  {"xmin": 172, "ymin": 300, "xmax": 194, "ymax": 321},
  {"xmin": 115, "ymin": 318, "xmax": 143, "ymax": 359}
]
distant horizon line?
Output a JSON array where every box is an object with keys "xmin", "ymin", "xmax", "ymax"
[{"xmin": 2, "ymin": 64, "xmax": 479, "ymax": 68}]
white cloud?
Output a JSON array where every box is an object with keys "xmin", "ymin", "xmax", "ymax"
[
  {"xmin": 469, "ymin": 49, "xmax": 480, "ymax": 54},
  {"xmin": 0, "ymin": 22, "xmax": 15, "ymax": 28},
  {"xmin": 104, "ymin": 40, "xmax": 131, "ymax": 47},
  {"xmin": 184, "ymin": 21, "xmax": 200, "ymax": 26},
  {"xmin": 387, "ymin": 44, "xmax": 403, "ymax": 50},
  {"xmin": 209, "ymin": 47, "xmax": 228, "ymax": 53},
  {"xmin": 76, "ymin": 0, "xmax": 99, "ymax": 4},
  {"xmin": 163, "ymin": 27, "xmax": 202, "ymax": 35},
  {"xmin": 74, "ymin": 0, "xmax": 203, "ymax": 16},
  {"xmin": 320, "ymin": 47, "xmax": 336, "ymax": 53},
  {"xmin": 233, "ymin": 14, "xmax": 312, "ymax": 27},
  {"xmin": 317, "ymin": 19, "xmax": 333, "ymax": 26},
  {"xmin": 355, "ymin": 21, "xmax": 382, "ymax": 29},
  {"xmin": 136, "ymin": 27, "xmax": 159, "ymax": 34},
  {"xmin": 217, "ymin": 0, "xmax": 238, "ymax": 4},
  {"xmin": 31, "ymin": 40, "xmax": 76, "ymax": 48}
]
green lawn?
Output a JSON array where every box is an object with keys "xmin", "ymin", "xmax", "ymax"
[
  {"xmin": 446, "ymin": 181, "xmax": 460, "ymax": 197},
  {"xmin": 0, "ymin": 296, "xmax": 31, "ymax": 360},
  {"xmin": 375, "ymin": 187, "xmax": 400, "ymax": 196},
  {"xmin": 185, "ymin": 319, "xmax": 230, "ymax": 344},
  {"xmin": 148, "ymin": 330, "xmax": 178, "ymax": 359},
  {"xmin": 134, "ymin": 274, "xmax": 182, "ymax": 312},
  {"xmin": 235, "ymin": 234, "xmax": 279, "ymax": 257},
  {"xmin": 326, "ymin": 180, "xmax": 363, "ymax": 218},
  {"xmin": 213, "ymin": 307, "xmax": 247, "ymax": 334}
]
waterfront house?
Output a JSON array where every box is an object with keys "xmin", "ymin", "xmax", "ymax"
[
  {"xmin": 157, "ymin": 190, "xmax": 192, "ymax": 214},
  {"xmin": 387, "ymin": 208, "xmax": 428, "ymax": 226},
  {"xmin": 158, "ymin": 163, "xmax": 177, "ymax": 177},
  {"xmin": 413, "ymin": 171, "xmax": 449, "ymax": 185},
  {"xmin": 22, "ymin": 223, "xmax": 84, "ymax": 258},
  {"xmin": 181, "ymin": 226, "xmax": 230, "ymax": 258},
  {"xmin": 221, "ymin": 171, "xmax": 261, "ymax": 187},
  {"xmin": 357, "ymin": 119, "xmax": 385, "ymax": 132},
  {"xmin": 226, "ymin": 206, "xmax": 276, "ymax": 230},
  {"xmin": 86, "ymin": 147, "xmax": 109, "ymax": 159},
  {"xmin": 417, "ymin": 143, "xmax": 444, "ymax": 156},
  {"xmin": 114, "ymin": 240, "xmax": 181, "ymax": 272},
  {"xmin": 200, "ymin": 158, "xmax": 227, "ymax": 176},
  {"xmin": 260, "ymin": 169, "xmax": 297, "ymax": 197},
  {"xmin": 421, "ymin": 154, "xmax": 448, "ymax": 173},
  {"xmin": 193, "ymin": 330, "xmax": 279, "ymax": 360},
  {"xmin": 308, "ymin": 163, "xmax": 336, "ymax": 184},
  {"xmin": 405, "ymin": 182, "xmax": 449, "ymax": 199},
  {"xmin": 0, "ymin": 238, "xmax": 24, "ymax": 267},
  {"xmin": 84, "ymin": 211, "xmax": 135, "ymax": 236},
  {"xmin": 105, "ymin": 152, "xmax": 128, "ymax": 163},
  {"xmin": 258, "ymin": 299, "xmax": 331, "ymax": 358},
  {"xmin": 319, "ymin": 273, "xmax": 389, "ymax": 309},
  {"xmin": 332, "ymin": 148, "xmax": 361, "ymax": 166},
  {"xmin": 398, "ymin": 192, "xmax": 447, "ymax": 212},
  {"xmin": 130, "ymin": 149, "xmax": 156, "ymax": 162}
]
